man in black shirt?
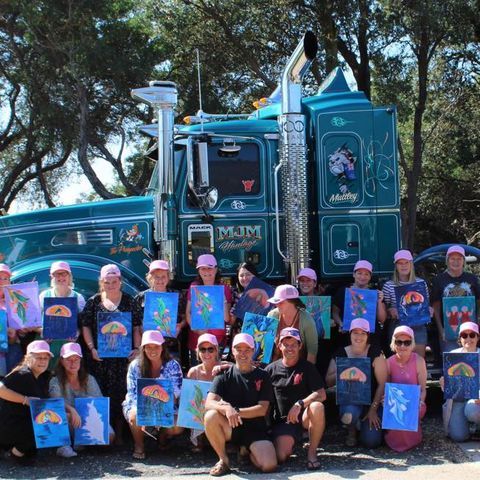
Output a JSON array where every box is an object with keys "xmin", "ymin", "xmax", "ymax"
[
  {"xmin": 265, "ymin": 327, "xmax": 326, "ymax": 470},
  {"xmin": 204, "ymin": 333, "xmax": 277, "ymax": 476}
]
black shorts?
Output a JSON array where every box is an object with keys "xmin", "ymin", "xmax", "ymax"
[
  {"xmin": 230, "ymin": 423, "xmax": 270, "ymax": 448},
  {"xmin": 271, "ymin": 422, "xmax": 304, "ymax": 443}
]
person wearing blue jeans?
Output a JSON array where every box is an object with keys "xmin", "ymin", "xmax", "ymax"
[{"xmin": 326, "ymin": 317, "xmax": 387, "ymax": 447}]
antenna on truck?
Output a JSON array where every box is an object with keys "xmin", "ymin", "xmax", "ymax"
[{"xmin": 195, "ymin": 49, "xmax": 205, "ymax": 133}]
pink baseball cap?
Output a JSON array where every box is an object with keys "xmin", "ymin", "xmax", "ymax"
[
  {"xmin": 232, "ymin": 333, "xmax": 255, "ymax": 349},
  {"xmin": 60, "ymin": 342, "xmax": 83, "ymax": 358},
  {"xmin": 353, "ymin": 260, "xmax": 373, "ymax": 273},
  {"xmin": 349, "ymin": 318, "xmax": 370, "ymax": 333},
  {"xmin": 447, "ymin": 245, "xmax": 465, "ymax": 257},
  {"xmin": 459, "ymin": 322, "xmax": 479, "ymax": 335},
  {"xmin": 100, "ymin": 264, "xmax": 121, "ymax": 279},
  {"xmin": 0, "ymin": 263, "xmax": 12, "ymax": 276},
  {"xmin": 26, "ymin": 340, "xmax": 54, "ymax": 357},
  {"xmin": 279, "ymin": 327, "xmax": 301, "ymax": 343},
  {"xmin": 50, "ymin": 261, "xmax": 72, "ymax": 275},
  {"xmin": 268, "ymin": 284, "xmax": 299, "ymax": 304},
  {"xmin": 297, "ymin": 268, "xmax": 317, "ymax": 282},
  {"xmin": 393, "ymin": 325, "xmax": 414, "ymax": 339},
  {"xmin": 141, "ymin": 330, "xmax": 165, "ymax": 347},
  {"xmin": 197, "ymin": 333, "xmax": 219, "ymax": 348},
  {"xmin": 394, "ymin": 250, "xmax": 413, "ymax": 263},
  {"xmin": 196, "ymin": 254, "xmax": 217, "ymax": 269},
  {"xmin": 149, "ymin": 260, "xmax": 170, "ymax": 272}
]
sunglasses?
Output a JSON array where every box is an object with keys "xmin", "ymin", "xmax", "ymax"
[
  {"xmin": 460, "ymin": 332, "xmax": 477, "ymax": 339},
  {"xmin": 394, "ymin": 339, "xmax": 412, "ymax": 347},
  {"xmin": 199, "ymin": 347, "xmax": 216, "ymax": 353}
]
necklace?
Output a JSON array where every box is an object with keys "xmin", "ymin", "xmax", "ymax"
[{"xmin": 280, "ymin": 309, "xmax": 300, "ymax": 329}]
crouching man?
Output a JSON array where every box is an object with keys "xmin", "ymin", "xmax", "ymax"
[
  {"xmin": 204, "ymin": 333, "xmax": 277, "ymax": 476},
  {"xmin": 265, "ymin": 327, "xmax": 326, "ymax": 470}
]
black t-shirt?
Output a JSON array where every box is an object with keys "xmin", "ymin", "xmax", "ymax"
[
  {"xmin": 210, "ymin": 365, "xmax": 273, "ymax": 430},
  {"xmin": 0, "ymin": 366, "xmax": 50, "ymax": 422},
  {"xmin": 431, "ymin": 271, "xmax": 480, "ymax": 303},
  {"xmin": 265, "ymin": 358, "xmax": 325, "ymax": 423}
]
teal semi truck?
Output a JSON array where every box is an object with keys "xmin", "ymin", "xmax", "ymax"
[{"xmin": 0, "ymin": 32, "xmax": 400, "ymax": 295}]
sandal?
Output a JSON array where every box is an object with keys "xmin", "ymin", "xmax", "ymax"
[
  {"xmin": 307, "ymin": 459, "xmax": 321, "ymax": 470},
  {"xmin": 209, "ymin": 460, "xmax": 231, "ymax": 477},
  {"xmin": 132, "ymin": 450, "xmax": 146, "ymax": 460}
]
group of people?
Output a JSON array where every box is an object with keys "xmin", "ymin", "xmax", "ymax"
[{"xmin": 0, "ymin": 245, "xmax": 478, "ymax": 474}]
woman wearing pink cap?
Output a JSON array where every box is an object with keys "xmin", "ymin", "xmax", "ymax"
[
  {"xmin": 135, "ymin": 259, "xmax": 186, "ymax": 360},
  {"xmin": 384, "ymin": 326, "xmax": 427, "ymax": 452},
  {"xmin": 267, "ymin": 284, "xmax": 318, "ymax": 364},
  {"xmin": 326, "ymin": 318, "xmax": 387, "ymax": 448},
  {"xmin": 49, "ymin": 342, "xmax": 114, "ymax": 457},
  {"xmin": 81, "ymin": 264, "xmax": 142, "ymax": 442},
  {"xmin": 431, "ymin": 245, "xmax": 480, "ymax": 351},
  {"xmin": 0, "ymin": 340, "xmax": 52, "ymax": 463},
  {"xmin": 185, "ymin": 254, "xmax": 232, "ymax": 367},
  {"xmin": 440, "ymin": 322, "xmax": 480, "ymax": 441},
  {"xmin": 123, "ymin": 330, "xmax": 183, "ymax": 459},
  {"xmin": 382, "ymin": 250, "xmax": 430, "ymax": 357}
]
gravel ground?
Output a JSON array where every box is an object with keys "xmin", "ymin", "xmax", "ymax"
[{"xmin": 0, "ymin": 386, "xmax": 476, "ymax": 479}]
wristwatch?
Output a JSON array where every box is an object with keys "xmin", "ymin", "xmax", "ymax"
[{"xmin": 295, "ymin": 399, "xmax": 305, "ymax": 408}]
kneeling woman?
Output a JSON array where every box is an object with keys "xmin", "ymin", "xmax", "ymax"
[
  {"xmin": 0, "ymin": 341, "xmax": 52, "ymax": 462},
  {"xmin": 326, "ymin": 318, "xmax": 387, "ymax": 448},
  {"xmin": 123, "ymin": 330, "xmax": 183, "ymax": 459},
  {"xmin": 385, "ymin": 326, "xmax": 427, "ymax": 452}
]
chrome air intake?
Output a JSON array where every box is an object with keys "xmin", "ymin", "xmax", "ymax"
[{"xmin": 277, "ymin": 32, "xmax": 317, "ymax": 281}]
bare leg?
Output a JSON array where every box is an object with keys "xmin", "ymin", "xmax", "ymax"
[
  {"xmin": 273, "ymin": 435, "xmax": 295, "ymax": 463},
  {"xmin": 204, "ymin": 410, "xmax": 232, "ymax": 465},
  {"xmin": 415, "ymin": 344, "xmax": 426, "ymax": 358},
  {"xmin": 127, "ymin": 412, "xmax": 144, "ymax": 454},
  {"xmin": 302, "ymin": 401, "xmax": 325, "ymax": 462},
  {"xmin": 249, "ymin": 440, "xmax": 277, "ymax": 472}
]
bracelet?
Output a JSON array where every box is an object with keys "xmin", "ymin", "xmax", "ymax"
[
  {"xmin": 22, "ymin": 396, "xmax": 28, "ymax": 406},
  {"xmin": 87, "ymin": 342, "xmax": 94, "ymax": 348},
  {"xmin": 371, "ymin": 401, "xmax": 379, "ymax": 408}
]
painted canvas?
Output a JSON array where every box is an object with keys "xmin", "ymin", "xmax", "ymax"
[
  {"xmin": 342, "ymin": 288, "xmax": 377, "ymax": 332},
  {"xmin": 443, "ymin": 296, "xmax": 476, "ymax": 341},
  {"xmin": 190, "ymin": 286, "xmax": 224, "ymax": 330},
  {"xmin": 382, "ymin": 382, "xmax": 420, "ymax": 432},
  {"xmin": 136, "ymin": 378, "xmax": 174, "ymax": 427},
  {"xmin": 97, "ymin": 312, "xmax": 132, "ymax": 358},
  {"xmin": 443, "ymin": 352, "xmax": 479, "ymax": 400},
  {"xmin": 4, "ymin": 282, "xmax": 42, "ymax": 330},
  {"xmin": 395, "ymin": 282, "xmax": 430, "ymax": 326},
  {"xmin": 233, "ymin": 277, "xmax": 274, "ymax": 320},
  {"xmin": 241, "ymin": 313, "xmax": 279, "ymax": 364},
  {"xmin": 336, "ymin": 357, "xmax": 371, "ymax": 405},
  {"xmin": 42, "ymin": 297, "xmax": 78, "ymax": 340},
  {"xmin": 143, "ymin": 292, "xmax": 179, "ymax": 337},
  {"xmin": 0, "ymin": 310, "xmax": 7, "ymax": 352},
  {"xmin": 30, "ymin": 398, "xmax": 70, "ymax": 448},
  {"xmin": 176, "ymin": 379, "xmax": 212, "ymax": 430},
  {"xmin": 74, "ymin": 397, "xmax": 110, "ymax": 446},
  {"xmin": 300, "ymin": 296, "xmax": 331, "ymax": 339}
]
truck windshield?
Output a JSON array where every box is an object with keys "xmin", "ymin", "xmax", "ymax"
[{"xmin": 146, "ymin": 147, "xmax": 185, "ymax": 193}]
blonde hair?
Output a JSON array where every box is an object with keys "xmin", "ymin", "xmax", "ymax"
[
  {"xmin": 196, "ymin": 344, "xmax": 220, "ymax": 362},
  {"xmin": 146, "ymin": 270, "xmax": 171, "ymax": 289},
  {"xmin": 392, "ymin": 260, "xmax": 416, "ymax": 285},
  {"xmin": 51, "ymin": 273, "xmax": 73, "ymax": 288},
  {"xmin": 390, "ymin": 334, "xmax": 416, "ymax": 353},
  {"xmin": 98, "ymin": 277, "xmax": 122, "ymax": 293}
]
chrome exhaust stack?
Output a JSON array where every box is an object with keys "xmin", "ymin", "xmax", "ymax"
[{"xmin": 276, "ymin": 32, "xmax": 317, "ymax": 282}]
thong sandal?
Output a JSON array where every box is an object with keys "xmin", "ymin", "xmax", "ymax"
[
  {"xmin": 132, "ymin": 449, "xmax": 146, "ymax": 460},
  {"xmin": 209, "ymin": 460, "xmax": 231, "ymax": 477},
  {"xmin": 307, "ymin": 459, "xmax": 321, "ymax": 470}
]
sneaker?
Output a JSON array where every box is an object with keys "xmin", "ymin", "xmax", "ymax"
[{"xmin": 56, "ymin": 446, "xmax": 78, "ymax": 458}]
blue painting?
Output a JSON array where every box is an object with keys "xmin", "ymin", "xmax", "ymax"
[
  {"xmin": 233, "ymin": 277, "xmax": 274, "ymax": 320},
  {"xmin": 443, "ymin": 296, "xmax": 476, "ymax": 341},
  {"xmin": 42, "ymin": 297, "xmax": 78, "ymax": 340},
  {"xmin": 30, "ymin": 398, "xmax": 70, "ymax": 448},
  {"xmin": 176, "ymin": 379, "xmax": 212, "ymax": 430},
  {"xmin": 394, "ymin": 282, "xmax": 430, "ymax": 326},
  {"xmin": 97, "ymin": 311, "xmax": 132, "ymax": 358},
  {"xmin": 191, "ymin": 286, "xmax": 224, "ymax": 330},
  {"xmin": 136, "ymin": 378, "xmax": 174, "ymax": 427},
  {"xmin": 143, "ymin": 292, "xmax": 179, "ymax": 338},
  {"xmin": 443, "ymin": 352, "xmax": 479, "ymax": 400},
  {"xmin": 382, "ymin": 382, "xmax": 420, "ymax": 432},
  {"xmin": 0, "ymin": 310, "xmax": 7, "ymax": 352},
  {"xmin": 300, "ymin": 296, "xmax": 330, "ymax": 339},
  {"xmin": 342, "ymin": 288, "xmax": 377, "ymax": 332},
  {"xmin": 74, "ymin": 397, "xmax": 110, "ymax": 446},
  {"xmin": 241, "ymin": 313, "xmax": 279, "ymax": 364},
  {"xmin": 336, "ymin": 357, "xmax": 371, "ymax": 405},
  {"xmin": 4, "ymin": 281, "xmax": 42, "ymax": 330}
]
